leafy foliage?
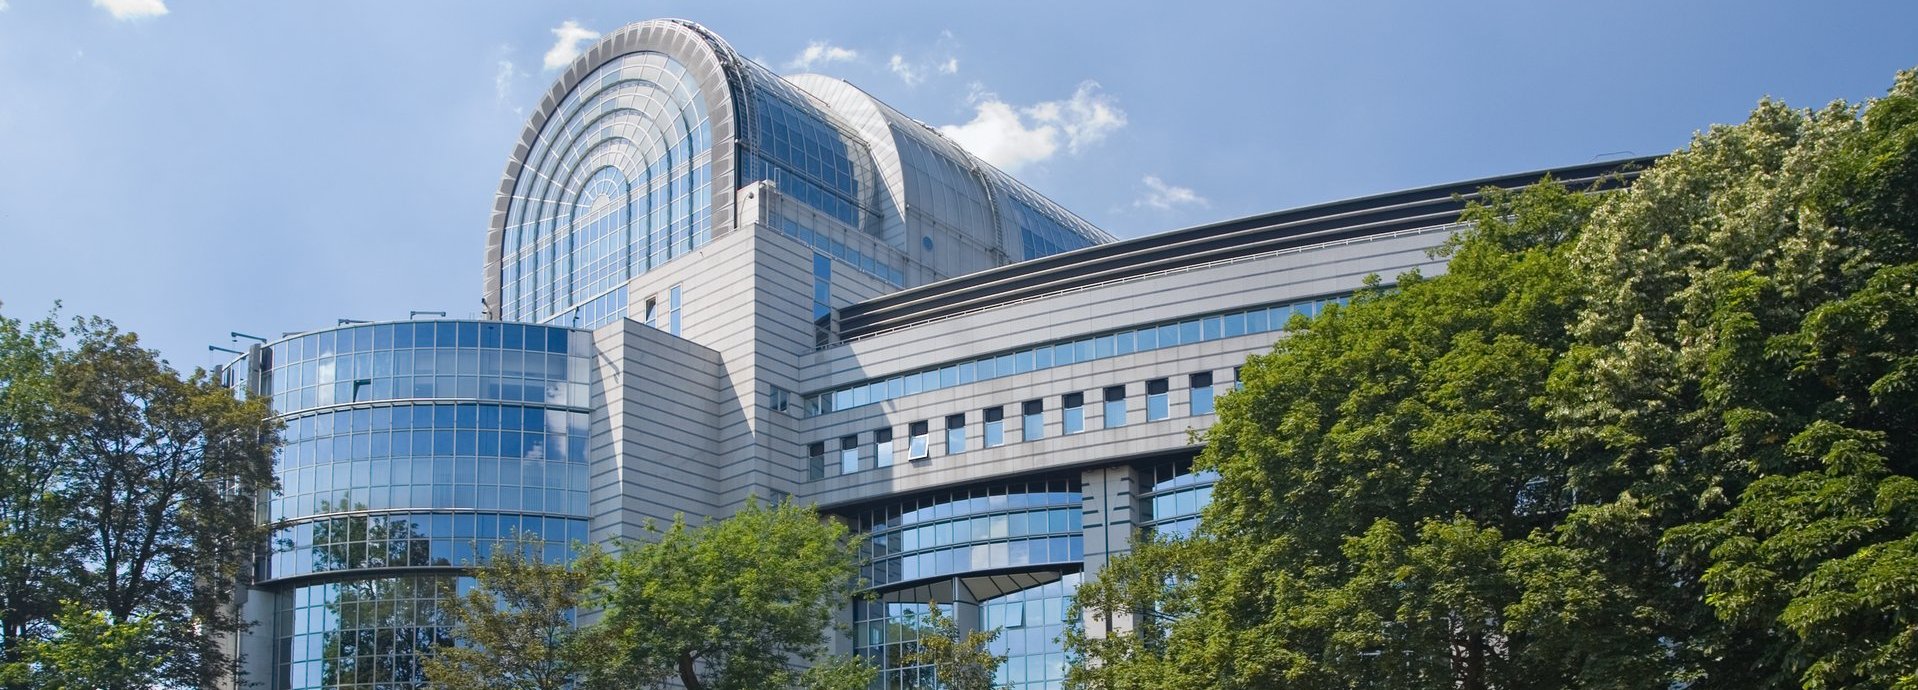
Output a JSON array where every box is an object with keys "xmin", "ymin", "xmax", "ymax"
[
  {"xmin": 424, "ymin": 534, "xmax": 611, "ymax": 690},
  {"xmin": 596, "ymin": 498, "xmax": 872, "ymax": 690},
  {"xmin": 0, "ymin": 308, "xmax": 280, "ymax": 689},
  {"xmin": 902, "ymin": 603, "xmax": 1004, "ymax": 690},
  {"xmin": 1067, "ymin": 68, "xmax": 1918, "ymax": 689},
  {"xmin": 4, "ymin": 603, "xmax": 163, "ymax": 690}
]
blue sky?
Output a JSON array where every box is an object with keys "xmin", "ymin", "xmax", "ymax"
[{"xmin": 1, "ymin": 1, "xmax": 1914, "ymax": 370}]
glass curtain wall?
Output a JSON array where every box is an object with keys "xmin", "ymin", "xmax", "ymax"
[{"xmin": 243, "ymin": 320, "xmax": 593, "ymax": 690}]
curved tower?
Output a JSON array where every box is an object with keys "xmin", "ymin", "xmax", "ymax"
[{"xmin": 230, "ymin": 321, "xmax": 593, "ymax": 689}]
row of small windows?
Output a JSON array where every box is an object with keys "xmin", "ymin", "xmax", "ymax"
[
  {"xmin": 774, "ymin": 213, "xmax": 906, "ymax": 287},
  {"xmin": 807, "ymin": 372, "xmax": 1224, "ymax": 481},
  {"xmin": 805, "ymin": 294, "xmax": 1347, "ymax": 416},
  {"xmin": 543, "ymin": 286, "xmax": 627, "ymax": 331},
  {"xmin": 270, "ymin": 321, "xmax": 583, "ymax": 364}
]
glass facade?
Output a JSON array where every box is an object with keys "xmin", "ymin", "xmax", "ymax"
[
  {"xmin": 983, "ymin": 574, "xmax": 1079, "ymax": 690},
  {"xmin": 1144, "ymin": 461, "xmax": 1218, "ymax": 540},
  {"xmin": 852, "ymin": 480, "xmax": 1084, "ymax": 690},
  {"xmin": 244, "ymin": 320, "xmax": 591, "ymax": 690},
  {"xmin": 274, "ymin": 575, "xmax": 462, "ymax": 690},
  {"xmin": 807, "ymin": 294, "xmax": 1351, "ymax": 416},
  {"xmin": 499, "ymin": 51, "xmax": 715, "ymax": 325},
  {"xmin": 855, "ymin": 480, "xmax": 1082, "ymax": 590}
]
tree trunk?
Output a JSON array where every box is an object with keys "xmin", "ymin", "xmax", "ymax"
[{"xmin": 677, "ymin": 651, "xmax": 703, "ymax": 690}]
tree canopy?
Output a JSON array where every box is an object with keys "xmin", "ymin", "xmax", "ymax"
[
  {"xmin": 0, "ymin": 309, "xmax": 280, "ymax": 689},
  {"xmin": 424, "ymin": 534, "xmax": 611, "ymax": 690},
  {"xmin": 1068, "ymin": 68, "xmax": 1918, "ymax": 689},
  {"xmin": 595, "ymin": 498, "xmax": 873, "ymax": 690}
]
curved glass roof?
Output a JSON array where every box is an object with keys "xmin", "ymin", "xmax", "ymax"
[{"xmin": 486, "ymin": 19, "xmax": 1113, "ymax": 322}]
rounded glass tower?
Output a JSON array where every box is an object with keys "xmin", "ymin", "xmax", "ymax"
[{"xmin": 232, "ymin": 320, "xmax": 592, "ymax": 690}]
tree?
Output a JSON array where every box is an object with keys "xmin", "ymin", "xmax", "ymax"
[
  {"xmin": 0, "ymin": 310, "xmax": 82, "ymax": 682},
  {"xmin": 596, "ymin": 498, "xmax": 872, "ymax": 690},
  {"xmin": 425, "ymin": 533, "xmax": 611, "ymax": 690},
  {"xmin": 1065, "ymin": 68, "xmax": 1918, "ymax": 690},
  {"xmin": 0, "ymin": 311, "xmax": 281, "ymax": 689},
  {"xmin": 902, "ymin": 602, "xmax": 1003, "ymax": 690},
  {"xmin": 4, "ymin": 603, "xmax": 163, "ymax": 690}
]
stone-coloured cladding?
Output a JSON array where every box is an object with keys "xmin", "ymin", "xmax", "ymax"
[
  {"xmin": 793, "ymin": 225, "xmax": 1452, "ymax": 508},
  {"xmin": 597, "ymin": 183, "xmax": 903, "ymax": 525},
  {"xmin": 589, "ymin": 317, "xmax": 725, "ymax": 542},
  {"xmin": 1079, "ymin": 465, "xmax": 1143, "ymax": 639}
]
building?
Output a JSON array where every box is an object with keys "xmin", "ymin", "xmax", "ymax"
[{"xmin": 220, "ymin": 18, "xmax": 1650, "ymax": 690}]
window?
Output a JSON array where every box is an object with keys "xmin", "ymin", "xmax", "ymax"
[
  {"xmin": 813, "ymin": 254, "xmax": 832, "ymax": 347},
  {"xmin": 839, "ymin": 435, "xmax": 860, "ymax": 474},
  {"xmin": 768, "ymin": 386, "xmax": 793, "ymax": 413},
  {"xmin": 1062, "ymin": 392, "xmax": 1084, "ymax": 434},
  {"xmin": 984, "ymin": 407, "xmax": 1005, "ymax": 448},
  {"xmin": 643, "ymin": 297, "xmax": 658, "ymax": 327},
  {"xmin": 908, "ymin": 421, "xmax": 929, "ymax": 460},
  {"xmin": 945, "ymin": 414, "xmax": 966, "ymax": 454},
  {"xmin": 874, "ymin": 428, "xmax": 894, "ymax": 468},
  {"xmin": 1103, "ymin": 386, "xmax": 1127, "ymax": 429},
  {"xmin": 1022, "ymin": 399, "xmax": 1044, "ymax": 442},
  {"xmin": 807, "ymin": 442, "xmax": 825, "ymax": 481},
  {"xmin": 667, "ymin": 285, "xmax": 682, "ymax": 336},
  {"xmin": 1147, "ymin": 379, "xmax": 1170, "ymax": 421},
  {"xmin": 1190, "ymin": 372, "xmax": 1215, "ymax": 416},
  {"xmin": 1234, "ymin": 365, "xmax": 1245, "ymax": 392}
]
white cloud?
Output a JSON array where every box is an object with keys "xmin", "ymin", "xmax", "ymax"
[
  {"xmin": 93, "ymin": 0, "xmax": 167, "ymax": 20},
  {"xmin": 1027, "ymin": 82, "xmax": 1126, "ymax": 153},
  {"xmin": 939, "ymin": 58, "xmax": 959, "ymax": 75},
  {"xmin": 1135, "ymin": 175, "xmax": 1209, "ymax": 210},
  {"xmin": 939, "ymin": 97, "xmax": 1058, "ymax": 172},
  {"xmin": 785, "ymin": 41, "xmax": 858, "ymax": 71},
  {"xmin": 937, "ymin": 81, "xmax": 1126, "ymax": 172},
  {"xmin": 888, "ymin": 55, "xmax": 922, "ymax": 86},
  {"xmin": 0, "ymin": 1, "xmax": 10, "ymax": 12},
  {"xmin": 543, "ymin": 20, "xmax": 599, "ymax": 71},
  {"xmin": 495, "ymin": 60, "xmax": 518, "ymax": 103}
]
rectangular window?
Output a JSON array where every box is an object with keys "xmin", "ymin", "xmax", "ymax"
[
  {"xmin": 668, "ymin": 285, "xmax": 683, "ymax": 336},
  {"xmin": 807, "ymin": 442, "xmax": 825, "ymax": 481},
  {"xmin": 1234, "ymin": 365, "xmax": 1245, "ymax": 391},
  {"xmin": 1190, "ymin": 372, "xmax": 1215, "ymax": 416},
  {"xmin": 813, "ymin": 254, "xmax": 832, "ymax": 347},
  {"xmin": 945, "ymin": 414, "xmax": 966, "ymax": 454},
  {"xmin": 1103, "ymin": 386, "xmax": 1127, "ymax": 429},
  {"xmin": 1063, "ymin": 392, "xmax": 1085, "ymax": 434},
  {"xmin": 1022, "ymin": 399, "xmax": 1044, "ymax": 442},
  {"xmin": 839, "ymin": 435, "xmax": 860, "ymax": 474},
  {"xmin": 874, "ymin": 428, "xmax": 894, "ymax": 468},
  {"xmin": 984, "ymin": 407, "xmax": 1005, "ymax": 448},
  {"xmin": 908, "ymin": 421, "xmax": 929, "ymax": 460},
  {"xmin": 1147, "ymin": 379, "xmax": 1170, "ymax": 421}
]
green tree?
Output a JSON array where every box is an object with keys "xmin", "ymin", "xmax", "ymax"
[
  {"xmin": 1064, "ymin": 67, "xmax": 1918, "ymax": 689},
  {"xmin": 4, "ymin": 603, "xmax": 163, "ymax": 690},
  {"xmin": 0, "ymin": 310, "xmax": 83, "ymax": 681},
  {"xmin": 425, "ymin": 533, "xmax": 611, "ymax": 690},
  {"xmin": 902, "ymin": 602, "xmax": 1003, "ymax": 690},
  {"xmin": 596, "ymin": 498, "xmax": 872, "ymax": 690},
  {"xmin": 2, "ymin": 310, "xmax": 278, "ymax": 688}
]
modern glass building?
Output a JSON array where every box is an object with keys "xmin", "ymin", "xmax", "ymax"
[
  {"xmin": 223, "ymin": 18, "xmax": 1652, "ymax": 690},
  {"xmin": 224, "ymin": 321, "xmax": 592, "ymax": 690}
]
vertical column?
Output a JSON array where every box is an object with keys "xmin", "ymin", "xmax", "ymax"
[{"xmin": 1079, "ymin": 465, "xmax": 1142, "ymax": 640}]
